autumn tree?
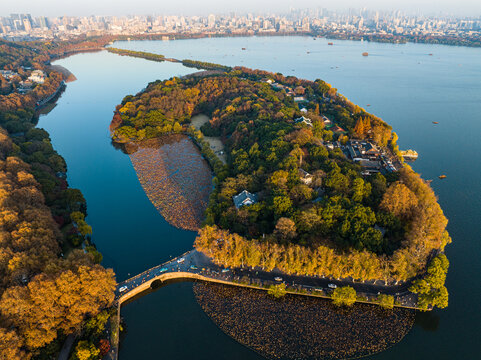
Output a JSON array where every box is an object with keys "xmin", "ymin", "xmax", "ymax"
[
  {"xmin": 380, "ymin": 182, "xmax": 418, "ymax": 219},
  {"xmin": 274, "ymin": 217, "xmax": 297, "ymax": 241}
]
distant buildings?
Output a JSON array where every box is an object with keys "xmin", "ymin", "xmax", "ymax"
[{"xmin": 1, "ymin": 10, "xmax": 479, "ymax": 43}]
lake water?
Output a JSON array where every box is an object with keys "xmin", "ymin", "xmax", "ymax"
[{"xmin": 38, "ymin": 36, "xmax": 481, "ymax": 359}]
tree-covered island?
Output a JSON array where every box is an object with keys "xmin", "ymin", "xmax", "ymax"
[{"xmin": 111, "ymin": 65, "xmax": 451, "ymax": 310}]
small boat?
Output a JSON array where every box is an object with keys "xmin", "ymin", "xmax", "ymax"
[
  {"xmin": 328, "ymin": 42, "xmax": 333, "ymax": 45},
  {"xmin": 433, "ymin": 121, "xmax": 439, "ymax": 124},
  {"xmin": 362, "ymin": 52, "xmax": 369, "ymax": 56},
  {"xmin": 438, "ymin": 175, "xmax": 447, "ymax": 179}
]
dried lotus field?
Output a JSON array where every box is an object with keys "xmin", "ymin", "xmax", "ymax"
[
  {"xmin": 193, "ymin": 283, "xmax": 415, "ymax": 360},
  {"xmin": 129, "ymin": 135, "xmax": 213, "ymax": 231}
]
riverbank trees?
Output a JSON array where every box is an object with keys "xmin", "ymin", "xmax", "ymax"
[{"xmin": 0, "ymin": 39, "xmax": 116, "ymax": 359}]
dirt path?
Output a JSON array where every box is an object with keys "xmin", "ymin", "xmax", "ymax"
[{"xmin": 191, "ymin": 114, "xmax": 227, "ymax": 164}]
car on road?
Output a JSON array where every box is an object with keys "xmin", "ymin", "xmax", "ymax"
[
  {"xmin": 328, "ymin": 283, "xmax": 337, "ymax": 289},
  {"xmin": 160, "ymin": 268, "xmax": 168, "ymax": 273},
  {"xmin": 274, "ymin": 277, "xmax": 283, "ymax": 281},
  {"xmin": 119, "ymin": 286, "xmax": 128, "ymax": 292},
  {"xmin": 177, "ymin": 257, "xmax": 185, "ymax": 263},
  {"xmin": 221, "ymin": 268, "xmax": 230, "ymax": 273}
]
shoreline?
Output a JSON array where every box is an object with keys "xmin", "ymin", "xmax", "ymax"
[
  {"xmin": 109, "ymin": 31, "xmax": 481, "ymax": 49},
  {"xmin": 49, "ymin": 64, "xmax": 77, "ymax": 83}
]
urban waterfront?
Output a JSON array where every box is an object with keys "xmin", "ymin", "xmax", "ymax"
[{"xmin": 37, "ymin": 36, "xmax": 481, "ymax": 359}]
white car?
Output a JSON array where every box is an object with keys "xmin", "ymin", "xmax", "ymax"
[
  {"xmin": 177, "ymin": 257, "xmax": 185, "ymax": 263},
  {"xmin": 119, "ymin": 286, "xmax": 128, "ymax": 292},
  {"xmin": 274, "ymin": 277, "xmax": 283, "ymax": 281},
  {"xmin": 328, "ymin": 283, "xmax": 337, "ymax": 289}
]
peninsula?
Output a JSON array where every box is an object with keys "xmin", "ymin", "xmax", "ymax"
[{"xmin": 111, "ymin": 58, "xmax": 451, "ymax": 311}]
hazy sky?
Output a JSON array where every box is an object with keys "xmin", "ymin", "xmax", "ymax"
[{"xmin": 2, "ymin": 0, "xmax": 481, "ymax": 17}]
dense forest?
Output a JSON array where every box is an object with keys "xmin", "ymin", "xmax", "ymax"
[
  {"xmin": 111, "ymin": 66, "xmax": 450, "ymax": 309},
  {"xmin": 0, "ymin": 39, "xmax": 116, "ymax": 359}
]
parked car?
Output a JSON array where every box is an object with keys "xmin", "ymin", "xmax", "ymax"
[
  {"xmin": 221, "ymin": 268, "xmax": 230, "ymax": 273},
  {"xmin": 160, "ymin": 267, "xmax": 168, "ymax": 273},
  {"xmin": 190, "ymin": 265, "xmax": 198, "ymax": 270},
  {"xmin": 177, "ymin": 257, "xmax": 185, "ymax": 263},
  {"xmin": 119, "ymin": 286, "xmax": 128, "ymax": 292},
  {"xmin": 274, "ymin": 277, "xmax": 283, "ymax": 281},
  {"xmin": 328, "ymin": 283, "xmax": 337, "ymax": 289}
]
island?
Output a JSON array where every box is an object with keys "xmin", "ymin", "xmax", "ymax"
[{"xmin": 111, "ymin": 62, "xmax": 451, "ymax": 311}]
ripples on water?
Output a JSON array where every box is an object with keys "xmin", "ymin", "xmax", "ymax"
[
  {"xmin": 128, "ymin": 135, "xmax": 212, "ymax": 231},
  {"xmin": 193, "ymin": 283, "xmax": 415, "ymax": 360}
]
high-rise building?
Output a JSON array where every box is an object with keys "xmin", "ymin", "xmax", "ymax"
[
  {"xmin": 23, "ymin": 18, "xmax": 32, "ymax": 32},
  {"xmin": 38, "ymin": 16, "xmax": 49, "ymax": 29},
  {"xmin": 208, "ymin": 14, "xmax": 215, "ymax": 28}
]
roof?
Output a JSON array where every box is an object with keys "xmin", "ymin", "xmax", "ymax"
[
  {"xmin": 331, "ymin": 125, "xmax": 346, "ymax": 133},
  {"xmin": 233, "ymin": 190, "xmax": 258, "ymax": 209},
  {"xmin": 294, "ymin": 116, "xmax": 313, "ymax": 126},
  {"xmin": 299, "ymin": 168, "xmax": 312, "ymax": 178}
]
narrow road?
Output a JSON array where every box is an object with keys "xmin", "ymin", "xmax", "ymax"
[{"xmin": 116, "ymin": 250, "xmax": 418, "ymax": 308}]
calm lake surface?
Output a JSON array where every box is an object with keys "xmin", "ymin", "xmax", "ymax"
[{"xmin": 38, "ymin": 36, "xmax": 481, "ymax": 359}]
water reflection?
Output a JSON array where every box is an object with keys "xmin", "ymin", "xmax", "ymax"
[{"xmin": 414, "ymin": 311, "xmax": 440, "ymax": 332}]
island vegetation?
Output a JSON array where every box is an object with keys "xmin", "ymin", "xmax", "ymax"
[
  {"xmin": 110, "ymin": 62, "xmax": 451, "ymax": 310},
  {"xmin": 107, "ymin": 47, "xmax": 166, "ymax": 62},
  {"xmin": 181, "ymin": 59, "xmax": 232, "ymax": 71},
  {"xmin": 0, "ymin": 39, "xmax": 116, "ymax": 360}
]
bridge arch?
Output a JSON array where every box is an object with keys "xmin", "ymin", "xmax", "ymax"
[{"xmin": 150, "ymin": 279, "xmax": 163, "ymax": 289}]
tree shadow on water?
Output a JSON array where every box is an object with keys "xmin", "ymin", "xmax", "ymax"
[{"xmin": 414, "ymin": 311, "xmax": 440, "ymax": 332}]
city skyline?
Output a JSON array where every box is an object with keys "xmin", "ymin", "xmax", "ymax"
[{"xmin": 3, "ymin": 0, "xmax": 481, "ymax": 17}]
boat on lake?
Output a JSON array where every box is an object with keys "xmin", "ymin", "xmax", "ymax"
[
  {"xmin": 439, "ymin": 175, "xmax": 447, "ymax": 179},
  {"xmin": 433, "ymin": 121, "xmax": 439, "ymax": 124}
]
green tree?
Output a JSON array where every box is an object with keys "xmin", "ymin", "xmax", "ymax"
[
  {"xmin": 268, "ymin": 283, "xmax": 287, "ymax": 298},
  {"xmin": 72, "ymin": 340, "xmax": 100, "ymax": 360},
  {"xmin": 377, "ymin": 294, "xmax": 394, "ymax": 309},
  {"xmin": 331, "ymin": 286, "xmax": 357, "ymax": 307},
  {"xmin": 272, "ymin": 196, "xmax": 293, "ymax": 217}
]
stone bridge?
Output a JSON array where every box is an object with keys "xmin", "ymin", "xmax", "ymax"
[{"xmin": 108, "ymin": 249, "xmax": 420, "ymax": 359}]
